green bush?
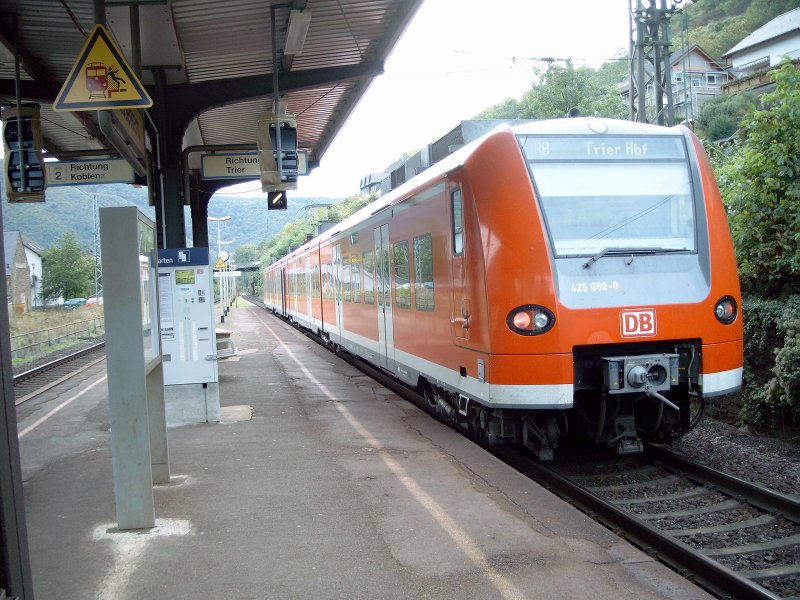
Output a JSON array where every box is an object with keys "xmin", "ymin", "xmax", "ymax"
[
  {"xmin": 719, "ymin": 63, "xmax": 800, "ymax": 297},
  {"xmin": 738, "ymin": 295, "xmax": 800, "ymax": 427}
]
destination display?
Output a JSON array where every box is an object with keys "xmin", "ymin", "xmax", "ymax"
[
  {"xmin": 46, "ymin": 158, "xmax": 135, "ymax": 185},
  {"xmin": 521, "ymin": 136, "xmax": 686, "ymax": 161}
]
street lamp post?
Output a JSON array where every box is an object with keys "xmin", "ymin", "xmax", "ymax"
[
  {"xmin": 220, "ymin": 239, "xmax": 235, "ymax": 315},
  {"xmin": 207, "ymin": 216, "xmax": 231, "ymax": 321}
]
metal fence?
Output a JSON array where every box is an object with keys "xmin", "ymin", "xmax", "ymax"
[{"xmin": 11, "ymin": 318, "xmax": 105, "ymax": 361}]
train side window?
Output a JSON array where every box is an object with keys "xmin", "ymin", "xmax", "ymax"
[
  {"xmin": 322, "ymin": 262, "xmax": 334, "ymax": 300},
  {"xmin": 313, "ymin": 265, "xmax": 320, "ymax": 297},
  {"xmin": 362, "ymin": 250, "xmax": 375, "ymax": 304},
  {"xmin": 451, "ymin": 188, "xmax": 464, "ymax": 255},
  {"xmin": 342, "ymin": 256, "xmax": 352, "ymax": 302},
  {"xmin": 414, "ymin": 234, "xmax": 434, "ymax": 311},
  {"xmin": 299, "ymin": 264, "xmax": 306, "ymax": 298},
  {"xmin": 393, "ymin": 241, "xmax": 411, "ymax": 309},
  {"xmin": 352, "ymin": 256, "xmax": 361, "ymax": 303}
]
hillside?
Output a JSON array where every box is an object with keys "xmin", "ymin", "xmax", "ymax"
[
  {"xmin": 1, "ymin": 164, "xmax": 337, "ymax": 252},
  {"xmin": 683, "ymin": 0, "xmax": 800, "ymax": 60}
]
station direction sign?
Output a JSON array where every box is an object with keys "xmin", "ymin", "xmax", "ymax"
[
  {"xmin": 54, "ymin": 24, "xmax": 152, "ymax": 111},
  {"xmin": 201, "ymin": 151, "xmax": 308, "ymax": 180},
  {"xmin": 45, "ymin": 158, "xmax": 135, "ymax": 185}
]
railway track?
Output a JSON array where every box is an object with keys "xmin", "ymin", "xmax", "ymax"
[
  {"xmin": 245, "ymin": 296, "xmax": 800, "ymax": 599},
  {"xmin": 13, "ymin": 342, "xmax": 106, "ymax": 406},
  {"xmin": 504, "ymin": 445, "xmax": 800, "ymax": 600}
]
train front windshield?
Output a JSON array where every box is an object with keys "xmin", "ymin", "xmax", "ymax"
[{"xmin": 519, "ymin": 135, "xmax": 696, "ymax": 257}]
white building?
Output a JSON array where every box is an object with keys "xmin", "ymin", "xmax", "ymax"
[
  {"xmin": 23, "ymin": 237, "xmax": 44, "ymax": 308},
  {"xmin": 722, "ymin": 8, "xmax": 800, "ymax": 92},
  {"xmin": 670, "ymin": 45, "xmax": 733, "ymax": 122}
]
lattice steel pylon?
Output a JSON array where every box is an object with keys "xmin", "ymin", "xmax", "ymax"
[{"xmin": 629, "ymin": 0, "xmax": 682, "ymax": 125}]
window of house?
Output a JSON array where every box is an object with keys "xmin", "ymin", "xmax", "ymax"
[
  {"xmin": 691, "ymin": 77, "xmax": 701, "ymax": 88},
  {"xmin": 706, "ymin": 73, "xmax": 717, "ymax": 85}
]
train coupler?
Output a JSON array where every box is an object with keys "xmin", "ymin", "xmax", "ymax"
[{"xmin": 610, "ymin": 415, "xmax": 643, "ymax": 455}]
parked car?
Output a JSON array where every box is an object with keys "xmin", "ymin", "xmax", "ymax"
[
  {"xmin": 63, "ymin": 297, "xmax": 87, "ymax": 309},
  {"xmin": 86, "ymin": 291, "xmax": 104, "ymax": 306}
]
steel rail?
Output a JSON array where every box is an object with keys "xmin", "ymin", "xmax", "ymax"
[
  {"xmin": 490, "ymin": 446, "xmax": 782, "ymax": 600},
  {"xmin": 13, "ymin": 341, "xmax": 106, "ymax": 385}
]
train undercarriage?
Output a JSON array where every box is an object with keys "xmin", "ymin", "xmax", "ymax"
[{"xmin": 418, "ymin": 342, "xmax": 702, "ymax": 461}]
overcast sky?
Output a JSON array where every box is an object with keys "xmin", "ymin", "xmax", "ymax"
[{"xmin": 223, "ymin": 0, "xmax": 633, "ymax": 200}]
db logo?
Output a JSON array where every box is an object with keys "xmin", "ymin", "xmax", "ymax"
[{"xmin": 620, "ymin": 308, "xmax": 657, "ymax": 337}]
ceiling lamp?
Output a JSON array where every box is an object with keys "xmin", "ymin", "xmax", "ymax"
[{"xmin": 284, "ymin": 10, "xmax": 311, "ymax": 55}]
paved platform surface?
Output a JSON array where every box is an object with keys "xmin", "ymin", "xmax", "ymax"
[{"xmin": 18, "ymin": 301, "xmax": 714, "ymax": 600}]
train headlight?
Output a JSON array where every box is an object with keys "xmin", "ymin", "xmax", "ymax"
[
  {"xmin": 714, "ymin": 296, "xmax": 738, "ymax": 324},
  {"xmin": 507, "ymin": 305, "xmax": 555, "ymax": 336}
]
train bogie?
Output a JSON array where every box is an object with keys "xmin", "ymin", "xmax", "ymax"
[{"xmin": 263, "ymin": 118, "xmax": 743, "ymax": 459}]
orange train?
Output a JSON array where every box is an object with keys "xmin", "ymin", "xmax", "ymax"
[{"xmin": 263, "ymin": 118, "xmax": 743, "ymax": 459}]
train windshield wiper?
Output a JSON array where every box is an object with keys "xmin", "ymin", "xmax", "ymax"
[{"xmin": 582, "ymin": 246, "xmax": 687, "ymax": 269}]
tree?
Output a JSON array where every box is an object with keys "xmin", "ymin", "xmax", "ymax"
[
  {"xmin": 41, "ymin": 232, "xmax": 94, "ymax": 301},
  {"xmin": 476, "ymin": 61, "xmax": 627, "ymax": 121},
  {"xmin": 234, "ymin": 243, "xmax": 261, "ymax": 295},
  {"xmin": 718, "ymin": 62, "xmax": 800, "ymax": 296},
  {"xmin": 694, "ymin": 90, "xmax": 757, "ymax": 140},
  {"xmin": 685, "ymin": 0, "xmax": 800, "ymax": 60}
]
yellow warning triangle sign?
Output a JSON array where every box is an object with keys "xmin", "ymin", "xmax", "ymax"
[
  {"xmin": 54, "ymin": 24, "xmax": 153, "ymax": 112},
  {"xmin": 214, "ymin": 259, "xmax": 226, "ymax": 269}
]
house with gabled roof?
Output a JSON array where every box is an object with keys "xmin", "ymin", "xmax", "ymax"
[
  {"xmin": 4, "ymin": 230, "xmax": 32, "ymax": 314},
  {"xmin": 722, "ymin": 7, "xmax": 800, "ymax": 93},
  {"xmin": 670, "ymin": 45, "xmax": 733, "ymax": 121},
  {"xmin": 619, "ymin": 44, "xmax": 732, "ymax": 123}
]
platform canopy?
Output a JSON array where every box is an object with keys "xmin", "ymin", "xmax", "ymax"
[{"xmin": 0, "ymin": 0, "xmax": 424, "ymax": 173}]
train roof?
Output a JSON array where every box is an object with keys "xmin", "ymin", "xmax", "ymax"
[
  {"xmin": 511, "ymin": 117, "xmax": 685, "ymax": 137},
  {"xmin": 278, "ymin": 122, "xmax": 516, "ymax": 262},
  {"xmin": 275, "ymin": 118, "xmax": 689, "ymax": 263}
]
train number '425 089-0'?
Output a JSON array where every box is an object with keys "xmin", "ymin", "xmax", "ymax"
[{"xmin": 570, "ymin": 281, "xmax": 620, "ymax": 293}]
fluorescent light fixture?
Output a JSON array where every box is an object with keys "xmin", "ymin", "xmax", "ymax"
[{"xmin": 284, "ymin": 10, "xmax": 311, "ymax": 55}]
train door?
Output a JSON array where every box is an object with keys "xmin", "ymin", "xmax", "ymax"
[
  {"xmin": 279, "ymin": 268, "xmax": 287, "ymax": 316},
  {"xmin": 333, "ymin": 244, "xmax": 344, "ymax": 344},
  {"xmin": 374, "ymin": 224, "xmax": 395, "ymax": 372},
  {"xmin": 290, "ymin": 262, "xmax": 298, "ymax": 314},
  {"xmin": 305, "ymin": 256, "xmax": 313, "ymax": 318},
  {"xmin": 449, "ymin": 186, "xmax": 470, "ymax": 343}
]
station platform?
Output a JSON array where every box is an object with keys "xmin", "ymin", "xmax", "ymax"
[{"xmin": 20, "ymin": 300, "xmax": 713, "ymax": 600}]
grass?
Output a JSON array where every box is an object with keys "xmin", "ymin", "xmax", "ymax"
[
  {"xmin": 9, "ymin": 306, "xmax": 106, "ymax": 370},
  {"xmin": 10, "ymin": 305, "xmax": 104, "ymax": 337}
]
